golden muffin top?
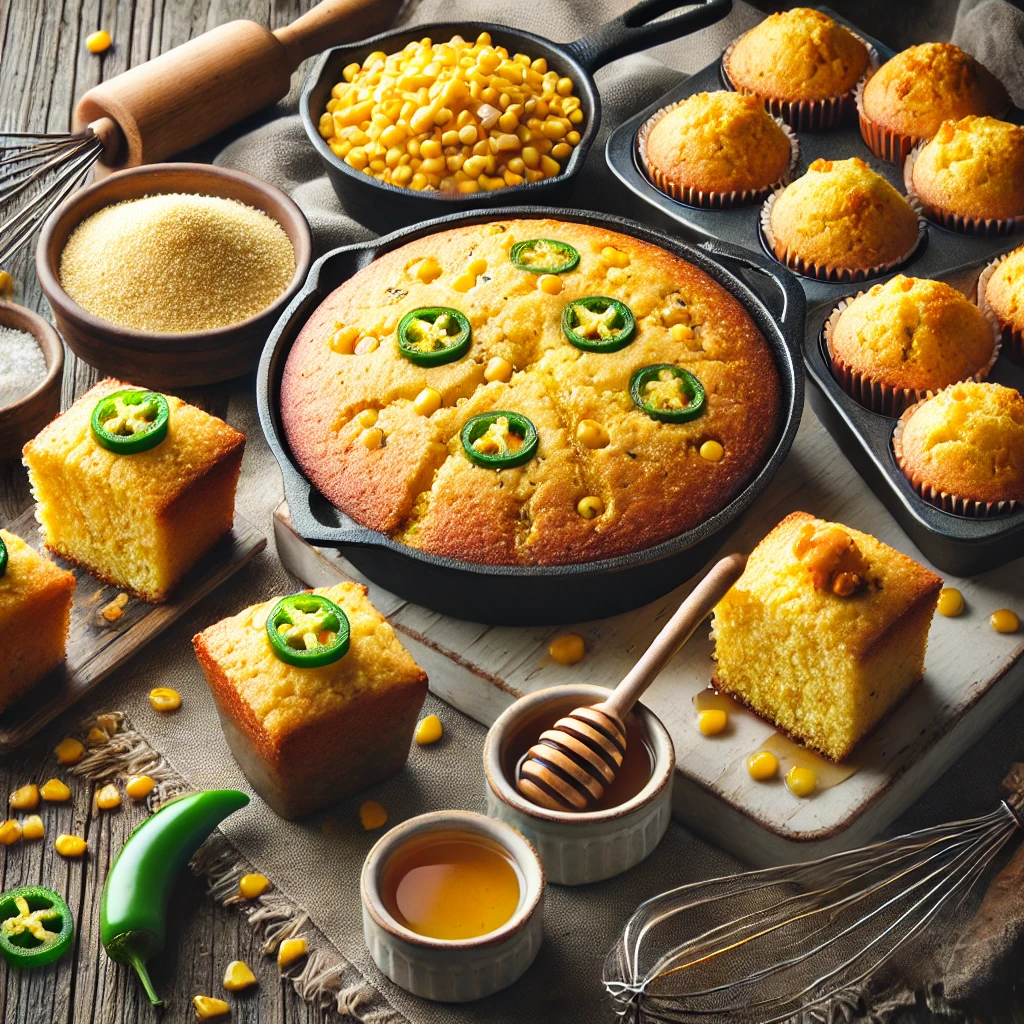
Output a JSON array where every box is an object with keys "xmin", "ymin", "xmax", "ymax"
[
  {"xmin": 898, "ymin": 382, "xmax": 1024, "ymax": 504},
  {"xmin": 645, "ymin": 91, "xmax": 792, "ymax": 194},
  {"xmin": 769, "ymin": 158, "xmax": 920, "ymax": 271},
  {"xmin": 727, "ymin": 8, "xmax": 870, "ymax": 102},
  {"xmin": 0, "ymin": 529, "xmax": 75, "ymax": 615},
  {"xmin": 830, "ymin": 276, "xmax": 995, "ymax": 392},
  {"xmin": 984, "ymin": 245, "xmax": 1024, "ymax": 332},
  {"xmin": 862, "ymin": 43, "xmax": 1009, "ymax": 140},
  {"xmin": 280, "ymin": 219, "xmax": 781, "ymax": 567}
]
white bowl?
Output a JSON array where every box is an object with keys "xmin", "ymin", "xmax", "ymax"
[
  {"xmin": 361, "ymin": 810, "xmax": 545, "ymax": 1002},
  {"xmin": 483, "ymin": 683, "xmax": 675, "ymax": 886}
]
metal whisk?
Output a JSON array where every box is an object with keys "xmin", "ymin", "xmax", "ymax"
[{"xmin": 604, "ymin": 798, "xmax": 1022, "ymax": 1023}]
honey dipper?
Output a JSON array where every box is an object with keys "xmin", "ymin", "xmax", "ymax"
[{"xmin": 518, "ymin": 553, "xmax": 747, "ymax": 812}]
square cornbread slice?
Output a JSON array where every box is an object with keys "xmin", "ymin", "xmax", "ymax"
[
  {"xmin": 193, "ymin": 582, "xmax": 428, "ymax": 819},
  {"xmin": 711, "ymin": 512, "xmax": 943, "ymax": 761},
  {"xmin": 0, "ymin": 529, "xmax": 75, "ymax": 713},
  {"xmin": 23, "ymin": 379, "xmax": 244, "ymax": 603}
]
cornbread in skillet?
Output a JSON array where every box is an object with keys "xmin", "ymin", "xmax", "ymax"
[
  {"xmin": 984, "ymin": 244, "xmax": 1024, "ymax": 338},
  {"xmin": 0, "ymin": 529, "xmax": 75, "ymax": 713},
  {"xmin": 644, "ymin": 92, "xmax": 792, "ymax": 196},
  {"xmin": 193, "ymin": 582, "xmax": 428, "ymax": 819},
  {"xmin": 896, "ymin": 382, "xmax": 1024, "ymax": 508},
  {"xmin": 726, "ymin": 8, "xmax": 869, "ymax": 103},
  {"xmin": 830, "ymin": 276, "xmax": 996, "ymax": 395},
  {"xmin": 23, "ymin": 378, "xmax": 245, "ymax": 603},
  {"xmin": 769, "ymin": 158, "xmax": 920, "ymax": 273},
  {"xmin": 280, "ymin": 218, "xmax": 781, "ymax": 566},
  {"xmin": 711, "ymin": 512, "xmax": 942, "ymax": 761},
  {"xmin": 911, "ymin": 117, "xmax": 1024, "ymax": 223}
]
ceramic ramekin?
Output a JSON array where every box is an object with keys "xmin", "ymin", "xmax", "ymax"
[
  {"xmin": 361, "ymin": 810, "xmax": 545, "ymax": 1002},
  {"xmin": 483, "ymin": 683, "xmax": 675, "ymax": 886}
]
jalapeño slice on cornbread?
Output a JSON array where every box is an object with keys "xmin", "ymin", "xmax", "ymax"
[
  {"xmin": 266, "ymin": 592, "xmax": 350, "ymax": 668},
  {"xmin": 630, "ymin": 365, "xmax": 706, "ymax": 423},
  {"xmin": 90, "ymin": 390, "xmax": 170, "ymax": 454},
  {"xmin": 562, "ymin": 296, "xmax": 636, "ymax": 352},
  {"xmin": 461, "ymin": 412, "xmax": 538, "ymax": 469},
  {"xmin": 397, "ymin": 307, "xmax": 471, "ymax": 367},
  {"xmin": 510, "ymin": 239, "xmax": 581, "ymax": 275}
]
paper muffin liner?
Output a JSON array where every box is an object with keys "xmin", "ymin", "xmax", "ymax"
[
  {"xmin": 721, "ymin": 33, "xmax": 878, "ymax": 132},
  {"xmin": 904, "ymin": 143, "xmax": 1024, "ymax": 237},
  {"xmin": 823, "ymin": 293, "xmax": 1002, "ymax": 416},
  {"xmin": 977, "ymin": 252, "xmax": 1024, "ymax": 362},
  {"xmin": 855, "ymin": 78, "xmax": 921, "ymax": 164},
  {"xmin": 761, "ymin": 189, "xmax": 927, "ymax": 284},
  {"xmin": 893, "ymin": 401, "xmax": 1019, "ymax": 517},
  {"xmin": 636, "ymin": 102, "xmax": 799, "ymax": 209}
]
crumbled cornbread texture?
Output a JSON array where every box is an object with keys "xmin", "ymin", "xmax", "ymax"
[
  {"xmin": 769, "ymin": 157, "xmax": 920, "ymax": 271},
  {"xmin": 862, "ymin": 43, "xmax": 1009, "ymax": 140},
  {"xmin": 23, "ymin": 378, "xmax": 244, "ymax": 603},
  {"xmin": 193, "ymin": 582, "xmax": 427, "ymax": 819},
  {"xmin": 898, "ymin": 382, "xmax": 1024, "ymax": 505},
  {"xmin": 645, "ymin": 91, "xmax": 792, "ymax": 193},
  {"xmin": 727, "ymin": 7, "xmax": 869, "ymax": 102},
  {"xmin": 711, "ymin": 512, "xmax": 942, "ymax": 761},
  {"xmin": 281, "ymin": 219, "xmax": 781, "ymax": 566},
  {"xmin": 985, "ymin": 244, "xmax": 1024, "ymax": 334},
  {"xmin": 0, "ymin": 529, "xmax": 75, "ymax": 712},
  {"xmin": 830, "ymin": 275, "xmax": 995, "ymax": 392},
  {"xmin": 59, "ymin": 194, "xmax": 295, "ymax": 333}
]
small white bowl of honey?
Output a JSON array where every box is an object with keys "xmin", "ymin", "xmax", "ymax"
[{"xmin": 360, "ymin": 809, "xmax": 545, "ymax": 1002}]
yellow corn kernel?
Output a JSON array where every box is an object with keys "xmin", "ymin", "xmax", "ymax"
[
  {"xmin": 96, "ymin": 784, "xmax": 121, "ymax": 810},
  {"xmin": 785, "ymin": 766, "xmax": 817, "ymax": 798},
  {"xmin": 346, "ymin": 147, "xmax": 368, "ymax": 171},
  {"xmin": 359, "ymin": 427, "xmax": 383, "ymax": 450},
  {"xmin": 541, "ymin": 119, "xmax": 566, "ymax": 140},
  {"xmin": 9, "ymin": 784, "xmax": 38, "ymax": 811},
  {"xmin": 239, "ymin": 873, "xmax": 272, "ymax": 900},
  {"xmin": 278, "ymin": 937, "xmax": 308, "ymax": 970},
  {"xmin": 671, "ymin": 324, "xmax": 695, "ymax": 342},
  {"xmin": 413, "ymin": 387, "xmax": 442, "ymax": 417},
  {"xmin": 504, "ymin": 170, "xmax": 525, "ymax": 187},
  {"xmin": 484, "ymin": 357, "xmax": 513, "ymax": 383},
  {"xmin": 540, "ymin": 154, "xmax": 561, "ymax": 177},
  {"xmin": 467, "ymin": 258, "xmax": 487, "ymax": 276},
  {"xmin": 343, "ymin": 62, "xmax": 361, "ymax": 82},
  {"xmin": 700, "ymin": 440, "xmax": 725, "ymax": 463},
  {"xmin": 0, "ymin": 819, "xmax": 22, "ymax": 845},
  {"xmin": 412, "ymin": 257, "xmax": 442, "ymax": 283},
  {"xmin": 991, "ymin": 609, "xmax": 1020, "ymax": 633},
  {"xmin": 126, "ymin": 775, "xmax": 155, "ymax": 800},
  {"xmin": 318, "ymin": 112, "xmax": 334, "ymax": 139},
  {"xmin": 555, "ymin": 76, "xmax": 573, "ymax": 96},
  {"xmin": 86, "ymin": 727, "xmax": 109, "ymax": 747},
  {"xmin": 937, "ymin": 588, "xmax": 964, "ymax": 617},
  {"xmin": 577, "ymin": 495, "xmax": 604, "ymax": 519},
  {"xmin": 0, "ymin": 270, "xmax": 13, "ymax": 298},
  {"xmin": 451, "ymin": 272, "xmax": 477, "ymax": 292},
  {"xmin": 747, "ymin": 751, "xmax": 779, "ymax": 781},
  {"xmin": 54, "ymin": 737, "xmax": 85, "ymax": 765},
  {"xmin": 392, "ymin": 165, "xmax": 414, "ymax": 186},
  {"xmin": 567, "ymin": 130, "xmax": 581, "ymax": 145},
  {"xmin": 537, "ymin": 274, "xmax": 562, "ymax": 295},
  {"xmin": 462, "ymin": 154, "xmax": 488, "ymax": 178},
  {"xmin": 457, "ymin": 180, "xmax": 479, "ymax": 193},
  {"xmin": 223, "ymin": 960, "xmax": 257, "ymax": 992},
  {"xmin": 21, "ymin": 815, "xmax": 44, "ymax": 841},
  {"xmin": 86, "ymin": 29, "xmax": 111, "ymax": 54},
  {"xmin": 40, "ymin": 778, "xmax": 71, "ymax": 803},
  {"xmin": 479, "ymin": 174, "xmax": 506, "ymax": 192},
  {"xmin": 193, "ymin": 996, "xmax": 230, "ymax": 1019},
  {"xmin": 149, "ymin": 687, "xmax": 181, "ymax": 712},
  {"xmin": 55, "ymin": 834, "xmax": 87, "ymax": 857},
  {"xmin": 576, "ymin": 419, "xmax": 609, "ymax": 450},
  {"xmin": 697, "ymin": 709, "xmax": 728, "ymax": 736},
  {"xmin": 550, "ymin": 142, "xmax": 572, "ymax": 161},
  {"xmin": 521, "ymin": 146, "xmax": 540, "ymax": 169},
  {"xmin": 329, "ymin": 325, "xmax": 359, "ymax": 354},
  {"xmin": 356, "ymin": 408, "xmax": 378, "ymax": 428},
  {"xmin": 359, "ymin": 800, "xmax": 388, "ymax": 830},
  {"xmin": 415, "ymin": 714, "xmax": 444, "ymax": 745},
  {"xmin": 355, "ymin": 336, "xmax": 379, "ymax": 355},
  {"xmin": 568, "ymin": 109, "xmax": 584, "ymax": 124},
  {"xmin": 548, "ymin": 633, "xmax": 585, "ymax": 665},
  {"xmin": 601, "ymin": 246, "xmax": 630, "ymax": 269}
]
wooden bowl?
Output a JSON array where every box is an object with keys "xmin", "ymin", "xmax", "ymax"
[
  {"xmin": 0, "ymin": 302, "xmax": 63, "ymax": 461},
  {"xmin": 36, "ymin": 163, "xmax": 312, "ymax": 389}
]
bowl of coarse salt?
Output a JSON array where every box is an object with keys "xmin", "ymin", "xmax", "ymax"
[{"xmin": 0, "ymin": 301, "xmax": 63, "ymax": 460}]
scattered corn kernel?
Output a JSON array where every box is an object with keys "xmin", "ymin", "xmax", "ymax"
[
  {"xmin": 86, "ymin": 726, "xmax": 110, "ymax": 746},
  {"xmin": 150, "ymin": 687, "xmax": 181, "ymax": 712},
  {"xmin": 601, "ymin": 246, "xmax": 630, "ymax": 268},
  {"xmin": 576, "ymin": 419, "xmax": 609, "ymax": 449},
  {"xmin": 697, "ymin": 709, "xmax": 728, "ymax": 736},
  {"xmin": 699, "ymin": 440, "xmax": 724, "ymax": 462},
  {"xmin": 0, "ymin": 819, "xmax": 22, "ymax": 845},
  {"xmin": 991, "ymin": 609, "xmax": 1020, "ymax": 634},
  {"xmin": 356, "ymin": 408, "xmax": 378, "ymax": 428},
  {"xmin": 411, "ymin": 257, "xmax": 442, "ymax": 283},
  {"xmin": 359, "ymin": 427, "xmax": 384, "ymax": 449},
  {"xmin": 40, "ymin": 778, "xmax": 71, "ymax": 802},
  {"xmin": 415, "ymin": 714, "xmax": 444, "ymax": 745},
  {"xmin": 747, "ymin": 751, "xmax": 779, "ymax": 781},
  {"xmin": 54, "ymin": 737, "xmax": 86, "ymax": 765},
  {"xmin": 21, "ymin": 815, "xmax": 44, "ymax": 840},
  {"xmin": 86, "ymin": 29, "xmax": 111, "ymax": 54},
  {"xmin": 278, "ymin": 937, "xmax": 308, "ymax": 969},
  {"xmin": 537, "ymin": 273, "xmax": 562, "ymax": 295},
  {"xmin": 96, "ymin": 784, "xmax": 121, "ymax": 810},
  {"xmin": 577, "ymin": 495, "xmax": 604, "ymax": 519},
  {"xmin": 0, "ymin": 270, "xmax": 13, "ymax": 298},
  {"xmin": 937, "ymin": 588, "xmax": 964, "ymax": 617},
  {"xmin": 100, "ymin": 599, "xmax": 124, "ymax": 622},
  {"xmin": 413, "ymin": 387, "xmax": 442, "ymax": 416},
  {"xmin": 193, "ymin": 995, "xmax": 230, "ymax": 1019},
  {"xmin": 359, "ymin": 800, "xmax": 388, "ymax": 830},
  {"xmin": 222, "ymin": 960, "xmax": 257, "ymax": 992},
  {"xmin": 549, "ymin": 633, "xmax": 585, "ymax": 665},
  {"xmin": 238, "ymin": 873, "xmax": 272, "ymax": 900},
  {"xmin": 354, "ymin": 336, "xmax": 379, "ymax": 355},
  {"xmin": 785, "ymin": 766, "xmax": 817, "ymax": 797},
  {"xmin": 330, "ymin": 325, "xmax": 360, "ymax": 354},
  {"xmin": 671, "ymin": 323, "xmax": 695, "ymax": 342},
  {"xmin": 55, "ymin": 834, "xmax": 87, "ymax": 857},
  {"xmin": 9, "ymin": 784, "xmax": 38, "ymax": 811},
  {"xmin": 126, "ymin": 775, "xmax": 156, "ymax": 800},
  {"xmin": 484, "ymin": 356, "xmax": 513, "ymax": 383}
]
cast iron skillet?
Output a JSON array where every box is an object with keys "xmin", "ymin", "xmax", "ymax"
[
  {"xmin": 301, "ymin": 0, "xmax": 732, "ymax": 232},
  {"xmin": 257, "ymin": 207, "xmax": 806, "ymax": 626}
]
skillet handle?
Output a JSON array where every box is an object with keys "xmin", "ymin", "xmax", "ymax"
[{"xmin": 563, "ymin": 0, "xmax": 732, "ymax": 75}]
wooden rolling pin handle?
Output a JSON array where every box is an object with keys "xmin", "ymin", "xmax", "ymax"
[
  {"xmin": 87, "ymin": 117, "xmax": 125, "ymax": 165},
  {"xmin": 274, "ymin": 0, "xmax": 401, "ymax": 68}
]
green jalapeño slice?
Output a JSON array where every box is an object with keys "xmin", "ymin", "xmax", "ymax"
[
  {"xmin": 509, "ymin": 239, "xmax": 580, "ymax": 275},
  {"xmin": 0, "ymin": 534, "xmax": 7, "ymax": 580},
  {"xmin": 91, "ymin": 390, "xmax": 170, "ymax": 454},
  {"xmin": 630, "ymin": 364, "xmax": 706, "ymax": 423},
  {"xmin": 461, "ymin": 411, "xmax": 538, "ymax": 469},
  {"xmin": 397, "ymin": 307, "xmax": 471, "ymax": 367},
  {"xmin": 0, "ymin": 886, "xmax": 74, "ymax": 968},
  {"xmin": 562, "ymin": 296, "xmax": 635, "ymax": 352},
  {"xmin": 266, "ymin": 593, "xmax": 350, "ymax": 668}
]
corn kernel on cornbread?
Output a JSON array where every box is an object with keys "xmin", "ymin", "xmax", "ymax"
[
  {"xmin": 281, "ymin": 218, "xmax": 781, "ymax": 565},
  {"xmin": 23, "ymin": 379, "xmax": 245, "ymax": 603},
  {"xmin": 193, "ymin": 582, "xmax": 428, "ymax": 819},
  {"xmin": 0, "ymin": 529, "xmax": 75, "ymax": 712},
  {"xmin": 711, "ymin": 512, "xmax": 942, "ymax": 761}
]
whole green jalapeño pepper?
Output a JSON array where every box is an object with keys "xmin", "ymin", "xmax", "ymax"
[
  {"xmin": 266, "ymin": 593, "xmax": 350, "ymax": 668},
  {"xmin": 101, "ymin": 789, "xmax": 249, "ymax": 1006},
  {"xmin": 0, "ymin": 886, "xmax": 74, "ymax": 968},
  {"xmin": 91, "ymin": 389, "xmax": 170, "ymax": 454},
  {"xmin": 509, "ymin": 238, "xmax": 580, "ymax": 275},
  {"xmin": 630, "ymin": 364, "xmax": 706, "ymax": 423},
  {"xmin": 562, "ymin": 296, "xmax": 636, "ymax": 352},
  {"xmin": 0, "ymin": 534, "xmax": 7, "ymax": 579},
  {"xmin": 461, "ymin": 411, "xmax": 538, "ymax": 469},
  {"xmin": 397, "ymin": 307, "xmax": 471, "ymax": 367}
]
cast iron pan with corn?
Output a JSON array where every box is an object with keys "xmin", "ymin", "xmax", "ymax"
[
  {"xmin": 301, "ymin": 0, "xmax": 733, "ymax": 231},
  {"xmin": 257, "ymin": 207, "xmax": 805, "ymax": 625}
]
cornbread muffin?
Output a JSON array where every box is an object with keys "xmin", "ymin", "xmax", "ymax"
[
  {"xmin": 982, "ymin": 245, "xmax": 1024, "ymax": 359},
  {"xmin": 23, "ymin": 379, "xmax": 245, "ymax": 602},
  {"xmin": 0, "ymin": 529, "xmax": 75, "ymax": 713},
  {"xmin": 193, "ymin": 582, "xmax": 428, "ymax": 819},
  {"xmin": 828, "ymin": 276, "xmax": 996, "ymax": 412},
  {"xmin": 768, "ymin": 158, "xmax": 920, "ymax": 276},
  {"xmin": 711, "ymin": 512, "xmax": 943, "ymax": 761},
  {"xmin": 281, "ymin": 218, "xmax": 781, "ymax": 566},
  {"xmin": 643, "ymin": 92, "xmax": 793, "ymax": 203},
  {"xmin": 895, "ymin": 382, "xmax": 1024, "ymax": 511}
]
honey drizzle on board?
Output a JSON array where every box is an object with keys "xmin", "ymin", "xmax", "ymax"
[{"xmin": 693, "ymin": 688, "xmax": 858, "ymax": 791}]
